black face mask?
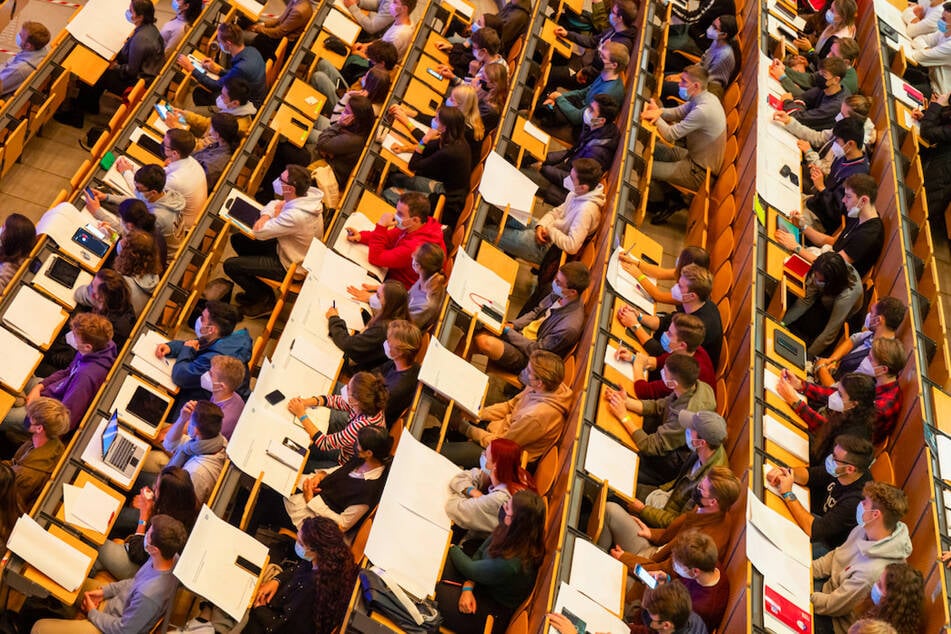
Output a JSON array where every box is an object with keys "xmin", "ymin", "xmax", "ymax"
[
  {"xmin": 691, "ymin": 486, "xmax": 704, "ymax": 506},
  {"xmin": 815, "ymin": 73, "xmax": 828, "ymax": 90},
  {"xmin": 498, "ymin": 506, "xmax": 507, "ymax": 524}
]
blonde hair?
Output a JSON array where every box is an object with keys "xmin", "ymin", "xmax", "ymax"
[
  {"xmin": 386, "ymin": 319, "xmax": 422, "ymax": 361},
  {"xmin": 26, "ymin": 397, "xmax": 70, "ymax": 437},
  {"xmin": 210, "ymin": 355, "xmax": 246, "ymax": 391},
  {"xmin": 450, "ymin": 85, "xmax": 484, "ymax": 142}
]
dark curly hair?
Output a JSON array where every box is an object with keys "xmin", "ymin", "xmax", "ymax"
[
  {"xmin": 299, "ymin": 516, "xmax": 358, "ymax": 633},
  {"xmin": 864, "ymin": 563, "xmax": 923, "ymax": 634}
]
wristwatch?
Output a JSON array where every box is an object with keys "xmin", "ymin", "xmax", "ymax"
[{"xmin": 781, "ymin": 491, "xmax": 797, "ymax": 502}]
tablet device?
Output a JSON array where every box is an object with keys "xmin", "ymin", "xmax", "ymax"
[
  {"xmin": 774, "ymin": 331, "xmax": 806, "ymax": 369},
  {"xmin": 137, "ymin": 134, "xmax": 165, "ymax": 159},
  {"xmin": 72, "ymin": 227, "xmax": 110, "ymax": 258},
  {"xmin": 46, "ymin": 256, "xmax": 82, "ymax": 288},
  {"xmin": 224, "ymin": 196, "xmax": 263, "ymax": 232},
  {"xmin": 126, "ymin": 386, "xmax": 169, "ymax": 428},
  {"xmin": 776, "ymin": 215, "xmax": 801, "ymax": 244}
]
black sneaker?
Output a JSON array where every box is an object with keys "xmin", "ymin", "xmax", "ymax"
[
  {"xmin": 650, "ymin": 204, "xmax": 678, "ymax": 225},
  {"xmin": 242, "ymin": 298, "xmax": 276, "ymax": 319},
  {"xmin": 53, "ymin": 109, "xmax": 84, "ymax": 128}
]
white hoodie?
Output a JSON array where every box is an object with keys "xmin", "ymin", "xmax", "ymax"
[
  {"xmin": 536, "ymin": 183, "xmax": 606, "ymax": 255},
  {"xmin": 253, "ymin": 186, "xmax": 325, "ymax": 268}
]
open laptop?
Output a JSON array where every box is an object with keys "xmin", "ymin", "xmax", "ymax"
[
  {"xmin": 125, "ymin": 386, "xmax": 169, "ymax": 429},
  {"xmin": 101, "ymin": 412, "xmax": 145, "ymax": 477}
]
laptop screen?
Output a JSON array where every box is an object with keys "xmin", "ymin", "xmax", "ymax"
[
  {"xmin": 101, "ymin": 413, "xmax": 119, "ymax": 457},
  {"xmin": 126, "ymin": 387, "xmax": 168, "ymax": 428}
]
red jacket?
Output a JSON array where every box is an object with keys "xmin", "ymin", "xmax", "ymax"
[
  {"xmin": 633, "ymin": 346, "xmax": 716, "ymax": 399},
  {"xmin": 359, "ymin": 218, "xmax": 446, "ymax": 288}
]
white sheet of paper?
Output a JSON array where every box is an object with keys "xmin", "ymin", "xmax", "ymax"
[
  {"xmin": 384, "ymin": 433, "xmax": 460, "ymax": 523},
  {"xmin": 130, "ymin": 329, "xmax": 177, "ymax": 390},
  {"xmin": 584, "ymin": 426, "xmax": 638, "ymax": 499},
  {"xmin": 332, "ymin": 212, "xmax": 387, "ymax": 280},
  {"xmin": 0, "ymin": 326, "xmax": 42, "ymax": 392},
  {"xmin": 523, "ymin": 119, "xmax": 551, "ymax": 146},
  {"xmin": 174, "ymin": 506, "xmax": 269, "ymax": 621},
  {"xmin": 568, "ymin": 536, "xmax": 625, "ymax": 616},
  {"xmin": 36, "ymin": 203, "xmax": 105, "ymax": 265},
  {"xmin": 316, "ymin": 289, "xmax": 367, "ymax": 332},
  {"xmin": 66, "ymin": 0, "xmax": 134, "ymax": 58},
  {"xmin": 747, "ymin": 521, "xmax": 812, "ymax": 604},
  {"xmin": 761, "ymin": 464, "xmax": 810, "ymax": 506},
  {"xmin": 890, "ymin": 72, "xmax": 922, "ymax": 109},
  {"xmin": 382, "ymin": 132, "xmax": 414, "ymax": 163},
  {"xmin": 606, "ymin": 248, "xmax": 655, "ymax": 313},
  {"xmin": 418, "ymin": 337, "xmax": 489, "ymax": 416},
  {"xmin": 936, "ymin": 434, "xmax": 951, "ymax": 480},
  {"xmin": 3, "ymin": 285, "xmax": 65, "ymax": 348},
  {"xmin": 62, "ymin": 484, "xmax": 98, "ymax": 531},
  {"xmin": 441, "ymin": 0, "xmax": 474, "ymax": 19},
  {"xmin": 479, "ymin": 151, "xmax": 538, "ymax": 225},
  {"xmin": 603, "ymin": 344, "xmax": 635, "ymax": 380},
  {"xmin": 325, "ymin": 8, "xmax": 361, "ymax": 44},
  {"xmin": 549, "ymin": 582, "xmax": 629, "ymax": 634},
  {"xmin": 72, "ymin": 483, "xmax": 121, "ymax": 534},
  {"xmin": 7, "ymin": 514, "xmax": 92, "ymax": 592},
  {"xmin": 747, "ymin": 493, "xmax": 811, "ymax": 566},
  {"xmin": 102, "ymin": 157, "xmax": 140, "ymax": 197},
  {"xmin": 763, "ymin": 414, "xmax": 809, "ymax": 462},
  {"xmin": 763, "ymin": 368, "xmax": 782, "ymax": 398},
  {"xmin": 446, "ymin": 249, "xmax": 511, "ymax": 330},
  {"xmin": 289, "ymin": 335, "xmax": 344, "ymax": 380}
]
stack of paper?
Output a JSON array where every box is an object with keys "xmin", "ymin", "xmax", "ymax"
[
  {"xmin": 332, "ymin": 212, "xmax": 388, "ymax": 280},
  {"xmin": 130, "ymin": 330, "xmax": 177, "ymax": 392},
  {"xmin": 549, "ymin": 582, "xmax": 629, "ymax": 634},
  {"xmin": 567, "ymin": 536, "xmax": 626, "ymax": 616},
  {"xmin": 63, "ymin": 482, "xmax": 120, "ymax": 534},
  {"xmin": 446, "ymin": 249, "xmax": 511, "ymax": 331},
  {"xmin": 66, "ymin": 0, "xmax": 134, "ymax": 58},
  {"xmin": 324, "ymin": 8, "xmax": 361, "ymax": 44},
  {"xmin": 603, "ymin": 343, "xmax": 635, "ymax": 379},
  {"xmin": 606, "ymin": 247, "xmax": 655, "ymax": 312},
  {"xmin": 0, "ymin": 326, "xmax": 42, "ymax": 392},
  {"xmin": 583, "ymin": 426, "xmax": 638, "ymax": 499},
  {"xmin": 3, "ymin": 286, "xmax": 65, "ymax": 348},
  {"xmin": 746, "ymin": 494, "xmax": 811, "ymax": 604},
  {"xmin": 7, "ymin": 515, "xmax": 92, "ymax": 591},
  {"xmin": 763, "ymin": 414, "xmax": 808, "ymax": 462},
  {"xmin": 418, "ymin": 337, "xmax": 489, "ymax": 415}
]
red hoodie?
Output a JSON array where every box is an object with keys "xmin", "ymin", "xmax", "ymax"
[{"xmin": 359, "ymin": 217, "xmax": 446, "ymax": 288}]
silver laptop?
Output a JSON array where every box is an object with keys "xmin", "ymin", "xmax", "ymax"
[{"xmin": 101, "ymin": 412, "xmax": 145, "ymax": 477}]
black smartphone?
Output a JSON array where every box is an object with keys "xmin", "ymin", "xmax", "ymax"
[
  {"xmin": 28, "ymin": 257, "xmax": 42, "ymax": 274},
  {"xmin": 71, "ymin": 227, "xmax": 110, "ymax": 257},
  {"xmin": 235, "ymin": 555, "xmax": 262, "ymax": 576},
  {"xmin": 265, "ymin": 389, "xmax": 285, "ymax": 405},
  {"xmin": 561, "ymin": 608, "xmax": 587, "ymax": 634}
]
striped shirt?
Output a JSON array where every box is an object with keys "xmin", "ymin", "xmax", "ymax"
[{"xmin": 313, "ymin": 394, "xmax": 385, "ymax": 464}]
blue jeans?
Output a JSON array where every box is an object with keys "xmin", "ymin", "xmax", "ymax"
[
  {"xmin": 482, "ymin": 217, "xmax": 549, "ymax": 264},
  {"xmin": 312, "ymin": 58, "xmax": 345, "ymax": 113},
  {"xmin": 383, "ymin": 173, "xmax": 446, "ymax": 206}
]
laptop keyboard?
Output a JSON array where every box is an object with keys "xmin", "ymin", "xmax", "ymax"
[{"xmin": 109, "ymin": 436, "xmax": 136, "ymax": 469}]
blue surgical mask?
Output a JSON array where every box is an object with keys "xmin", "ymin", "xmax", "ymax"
[
  {"xmin": 470, "ymin": 21, "xmax": 482, "ymax": 33},
  {"xmin": 824, "ymin": 453, "xmax": 841, "ymax": 477},
  {"xmin": 479, "ymin": 453, "xmax": 490, "ymax": 474},
  {"xmin": 15, "ymin": 33, "xmax": 22, "ymax": 49},
  {"xmin": 295, "ymin": 541, "xmax": 314, "ymax": 561},
  {"xmin": 706, "ymin": 26, "xmax": 719, "ymax": 39},
  {"xmin": 870, "ymin": 583, "xmax": 883, "ymax": 605},
  {"xmin": 369, "ymin": 293, "xmax": 382, "ymax": 311},
  {"xmin": 938, "ymin": 18, "xmax": 948, "ymax": 33},
  {"xmin": 608, "ymin": 12, "xmax": 620, "ymax": 30},
  {"xmin": 684, "ymin": 428, "xmax": 694, "ymax": 449},
  {"xmin": 395, "ymin": 216, "xmax": 405, "ymax": 229},
  {"xmin": 551, "ymin": 280, "xmax": 564, "ymax": 297},
  {"xmin": 825, "ymin": 9, "xmax": 834, "ymax": 23},
  {"xmin": 678, "ymin": 85, "xmax": 689, "ymax": 100},
  {"xmin": 660, "ymin": 331, "xmax": 672, "ymax": 352},
  {"xmin": 171, "ymin": 0, "xmax": 180, "ymax": 11},
  {"xmin": 125, "ymin": 9, "xmax": 134, "ymax": 22},
  {"xmin": 855, "ymin": 503, "xmax": 867, "ymax": 527}
]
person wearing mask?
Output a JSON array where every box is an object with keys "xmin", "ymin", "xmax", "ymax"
[
  {"xmin": 345, "ymin": 191, "xmax": 447, "ymax": 289},
  {"xmin": 801, "ymin": 119, "xmax": 870, "ymax": 233},
  {"xmin": 618, "ymin": 264, "xmax": 723, "ymax": 366},
  {"xmin": 618, "ymin": 246, "xmax": 711, "ymax": 307},
  {"xmin": 31, "ymin": 515, "xmax": 188, "ymax": 634},
  {"xmin": 605, "ymin": 353, "xmax": 717, "ymax": 487},
  {"xmin": 192, "ymin": 113, "xmax": 242, "ymax": 190},
  {"xmin": 616, "ymin": 313, "xmax": 715, "ymax": 400},
  {"xmin": 333, "ymin": 0, "xmax": 416, "ymax": 86},
  {"xmin": 0, "ymin": 22, "xmax": 50, "ymax": 98},
  {"xmin": 161, "ymin": 129, "xmax": 208, "ymax": 232},
  {"xmin": 445, "ymin": 438, "xmax": 535, "ymax": 535},
  {"xmin": 0, "ymin": 213, "xmax": 36, "ymax": 294},
  {"xmin": 95, "ymin": 466, "xmax": 199, "ymax": 580},
  {"xmin": 461, "ymin": 0, "xmax": 531, "ymax": 57},
  {"xmin": 155, "ymin": 301, "xmax": 253, "ymax": 408},
  {"xmin": 443, "ymin": 350, "xmax": 573, "ymax": 468},
  {"xmin": 812, "ymin": 482, "xmax": 913, "ymax": 634},
  {"xmin": 476, "ymin": 63, "xmax": 507, "ymax": 134},
  {"xmin": 547, "ymin": 0, "xmax": 637, "ymax": 91},
  {"xmin": 283, "ymin": 426, "xmax": 392, "ymax": 532},
  {"xmin": 536, "ymin": 42, "xmax": 628, "ymax": 130},
  {"xmin": 245, "ymin": 0, "xmax": 313, "ymax": 60},
  {"xmin": 343, "ymin": 0, "xmax": 395, "ymax": 37},
  {"xmin": 315, "ymin": 94, "xmax": 377, "ymax": 188},
  {"xmin": 316, "ymin": 66, "xmax": 390, "ymax": 131},
  {"xmin": 308, "ymin": 38, "xmax": 397, "ymax": 115},
  {"xmin": 160, "ymin": 0, "xmax": 201, "ymax": 51},
  {"xmin": 161, "ymin": 400, "xmax": 228, "ymax": 503},
  {"xmin": 3, "ymin": 314, "xmax": 116, "ymax": 437},
  {"xmin": 776, "ymin": 174, "xmax": 884, "ymax": 279},
  {"xmin": 92, "ymin": 164, "xmax": 187, "ymax": 250},
  {"xmin": 327, "ymin": 280, "xmax": 410, "ymax": 371},
  {"xmin": 815, "ymin": 297, "xmax": 906, "ymax": 383},
  {"xmin": 55, "ymin": 0, "xmax": 163, "ymax": 127},
  {"xmin": 371, "ymin": 320, "xmax": 422, "ymax": 426},
  {"xmin": 531, "ymin": 94, "xmax": 620, "ymax": 205},
  {"xmin": 3, "ymin": 398, "xmax": 69, "ymax": 509},
  {"xmin": 904, "ymin": 0, "xmax": 946, "ymax": 37},
  {"xmin": 663, "ymin": 15, "xmax": 739, "ymax": 103},
  {"xmin": 783, "ymin": 251, "xmax": 863, "ymax": 357},
  {"xmin": 767, "ymin": 434, "xmax": 874, "ymax": 553},
  {"xmin": 385, "ymin": 106, "xmax": 472, "ymax": 229},
  {"xmin": 610, "ymin": 411, "xmax": 728, "ymax": 531},
  {"xmin": 171, "ymin": 77, "xmax": 258, "ymax": 146},
  {"xmin": 224, "ymin": 165, "xmax": 324, "ymax": 318},
  {"xmin": 288, "ymin": 371, "xmax": 388, "ymax": 465},
  {"xmin": 904, "ymin": 2, "xmax": 951, "ymax": 96},
  {"xmin": 245, "ymin": 517, "xmax": 357, "ymax": 634},
  {"xmin": 84, "ymin": 199, "xmax": 167, "ymax": 268},
  {"xmin": 435, "ymin": 490, "xmax": 545, "ymax": 634},
  {"xmin": 177, "ymin": 23, "xmax": 267, "ymax": 108},
  {"xmin": 665, "ymin": 530, "xmax": 731, "ymax": 633},
  {"xmin": 772, "ymin": 38, "xmax": 861, "ymax": 99},
  {"xmin": 781, "ymin": 56, "xmax": 852, "ymax": 132},
  {"xmin": 439, "ymin": 27, "xmax": 505, "ymax": 87},
  {"xmin": 201, "ymin": 355, "xmax": 246, "ymax": 440},
  {"xmin": 486, "ymin": 159, "xmax": 605, "ymax": 264},
  {"xmin": 641, "ymin": 65, "xmax": 726, "ymax": 224},
  {"xmin": 75, "ymin": 231, "xmax": 160, "ymax": 313},
  {"xmin": 473, "ymin": 262, "xmax": 590, "ymax": 372},
  {"xmin": 860, "ymin": 563, "xmax": 924, "ymax": 634},
  {"xmin": 795, "ymin": 0, "xmax": 858, "ymax": 63}
]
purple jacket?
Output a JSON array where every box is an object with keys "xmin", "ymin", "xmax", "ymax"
[{"xmin": 41, "ymin": 341, "xmax": 117, "ymax": 431}]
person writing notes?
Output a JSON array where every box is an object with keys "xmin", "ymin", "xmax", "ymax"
[{"xmin": 328, "ymin": 280, "xmax": 410, "ymax": 372}]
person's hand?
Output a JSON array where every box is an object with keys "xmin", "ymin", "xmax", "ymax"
[
  {"xmin": 388, "ymin": 104, "xmax": 410, "ymax": 126},
  {"xmin": 911, "ymin": 107, "xmax": 924, "ymax": 121},
  {"xmin": 774, "ymin": 467, "xmax": 795, "ymax": 494},
  {"xmin": 780, "ymin": 368, "xmax": 804, "ymax": 391},
  {"xmin": 436, "ymin": 63, "xmax": 454, "ymax": 78},
  {"xmin": 435, "ymin": 40, "xmax": 452, "ymax": 51},
  {"xmin": 338, "ymin": 111, "xmax": 356, "ymax": 127},
  {"xmin": 934, "ymin": 91, "xmax": 951, "ymax": 107},
  {"xmin": 575, "ymin": 68, "xmax": 589, "ymax": 84},
  {"xmin": 547, "ymin": 613, "xmax": 578, "ymax": 634},
  {"xmin": 793, "ymin": 36, "xmax": 811, "ymax": 51},
  {"xmin": 180, "ymin": 400, "xmax": 197, "ymax": 421},
  {"xmin": 200, "ymin": 58, "xmax": 216, "ymax": 73},
  {"xmin": 421, "ymin": 127, "xmax": 441, "ymax": 145},
  {"xmin": 183, "ymin": 339, "xmax": 200, "ymax": 351},
  {"xmin": 641, "ymin": 99, "xmax": 661, "ymax": 124},
  {"xmin": 780, "ymin": 92, "xmax": 794, "ymax": 102},
  {"xmin": 247, "ymin": 22, "xmax": 260, "ymax": 32},
  {"xmin": 468, "ymin": 488, "xmax": 483, "ymax": 498},
  {"xmin": 345, "ymin": 227, "xmax": 362, "ymax": 242},
  {"xmin": 288, "ymin": 397, "xmax": 308, "ymax": 417},
  {"xmin": 325, "ymin": 306, "xmax": 339, "ymax": 318},
  {"xmin": 620, "ymin": 258, "xmax": 642, "ymax": 277},
  {"xmin": 254, "ymin": 580, "xmax": 280, "ymax": 607},
  {"xmin": 776, "ymin": 376, "xmax": 800, "ymax": 404},
  {"xmin": 344, "ymin": 0, "xmax": 358, "ymax": 6},
  {"xmin": 132, "ymin": 487, "xmax": 155, "ymax": 516},
  {"xmin": 458, "ymin": 589, "xmax": 477, "ymax": 614},
  {"xmin": 772, "ymin": 110, "xmax": 791, "ymax": 124},
  {"xmin": 796, "ymin": 139, "xmax": 811, "ymax": 154},
  {"xmin": 810, "ymin": 165, "xmax": 825, "ymax": 190},
  {"xmin": 774, "ymin": 227, "xmax": 798, "ymax": 251},
  {"xmin": 392, "ymin": 142, "xmax": 417, "ymax": 153},
  {"xmin": 605, "ymin": 387, "xmax": 629, "ymax": 421},
  {"xmin": 25, "ymin": 382, "xmax": 43, "ymax": 405},
  {"xmin": 534, "ymin": 225, "xmax": 550, "ymax": 245},
  {"xmin": 82, "ymin": 589, "xmax": 104, "ymax": 613},
  {"xmin": 352, "ymin": 42, "xmax": 367, "ymax": 56},
  {"xmin": 347, "ymin": 285, "xmax": 373, "ymax": 302},
  {"xmin": 155, "ymin": 343, "xmax": 171, "ymax": 358},
  {"xmin": 941, "ymin": 551, "xmax": 951, "ymax": 568},
  {"xmin": 609, "ymin": 544, "xmax": 625, "ymax": 560},
  {"xmin": 913, "ymin": 3, "xmax": 926, "ymax": 19},
  {"xmin": 83, "ymin": 189, "xmax": 101, "ymax": 212},
  {"xmin": 378, "ymin": 212, "xmax": 395, "ymax": 227},
  {"xmin": 627, "ymin": 497, "xmax": 645, "ymax": 514},
  {"xmin": 548, "ymin": 91, "xmax": 562, "ymax": 102},
  {"xmin": 114, "ymin": 157, "xmax": 133, "ymax": 173},
  {"xmin": 632, "ymin": 515, "xmax": 652, "ymax": 539},
  {"xmin": 769, "ymin": 59, "xmax": 785, "ymax": 80},
  {"xmin": 616, "ymin": 304, "xmax": 639, "ymax": 328},
  {"xmin": 615, "ymin": 346, "xmax": 633, "ymax": 363},
  {"xmin": 765, "ymin": 466, "xmax": 784, "ymax": 487},
  {"xmin": 553, "ymin": 25, "xmax": 568, "ymax": 37},
  {"xmin": 649, "ymin": 570, "xmax": 670, "ymax": 584},
  {"xmin": 177, "ymin": 54, "xmax": 194, "ymax": 72}
]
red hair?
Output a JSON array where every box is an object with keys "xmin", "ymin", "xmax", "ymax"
[{"xmin": 488, "ymin": 439, "xmax": 536, "ymax": 494}]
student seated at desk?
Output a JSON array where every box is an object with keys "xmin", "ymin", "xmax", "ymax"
[
  {"xmin": 0, "ymin": 213, "xmax": 36, "ymax": 295},
  {"xmin": 88, "ymin": 199, "xmax": 168, "ymax": 269},
  {"xmin": 438, "ymin": 27, "xmax": 506, "ymax": 90},
  {"xmin": 617, "ymin": 263, "xmax": 723, "ymax": 367},
  {"xmin": 288, "ymin": 371, "xmax": 388, "ymax": 465},
  {"xmin": 618, "ymin": 245, "xmax": 710, "ymax": 307},
  {"xmin": 314, "ymin": 94, "xmax": 377, "ymax": 189},
  {"xmin": 605, "ymin": 354, "xmax": 717, "ymax": 487},
  {"xmin": 0, "ymin": 463, "xmax": 18, "ymax": 553},
  {"xmin": 309, "ymin": 40, "xmax": 397, "ymax": 117},
  {"xmin": 781, "ymin": 57, "xmax": 852, "ymax": 133},
  {"xmin": 603, "ymin": 412, "xmax": 728, "ymax": 538},
  {"xmin": 662, "ymin": 15, "xmax": 739, "ymax": 104},
  {"xmin": 283, "ymin": 426, "xmax": 391, "ymax": 532},
  {"xmin": 54, "ymin": 0, "xmax": 164, "ymax": 128},
  {"xmin": 383, "ymin": 106, "xmax": 472, "ymax": 229},
  {"xmin": 472, "ymin": 262, "xmax": 590, "ymax": 373},
  {"xmin": 176, "ymin": 23, "xmax": 267, "ymax": 108},
  {"xmin": 75, "ymin": 231, "xmax": 160, "ymax": 314},
  {"xmin": 771, "ymin": 38, "xmax": 860, "ymax": 101},
  {"xmin": 3, "ymin": 398, "xmax": 69, "ymax": 509},
  {"xmin": 160, "ymin": 400, "xmax": 227, "ymax": 503},
  {"xmin": 345, "ymin": 191, "xmax": 447, "ymax": 290},
  {"xmin": 476, "ymin": 63, "xmax": 506, "ymax": 135},
  {"xmin": 783, "ymin": 252, "xmax": 863, "ymax": 358},
  {"xmin": 918, "ymin": 90, "xmax": 951, "ymax": 219},
  {"xmin": 342, "ymin": 0, "xmax": 395, "ymax": 38},
  {"xmin": 0, "ymin": 22, "xmax": 50, "ymax": 98},
  {"xmin": 815, "ymin": 297, "xmax": 906, "ymax": 384},
  {"xmin": 904, "ymin": 0, "xmax": 946, "ymax": 38},
  {"xmin": 443, "ymin": 350, "xmax": 572, "ymax": 469},
  {"xmin": 371, "ymin": 319, "xmax": 422, "ymax": 425},
  {"xmin": 776, "ymin": 173, "xmax": 884, "ymax": 279},
  {"xmin": 316, "ymin": 66, "xmax": 390, "ymax": 132},
  {"xmin": 904, "ymin": 4, "xmax": 951, "ymax": 97},
  {"xmin": 812, "ymin": 482, "xmax": 912, "ymax": 634},
  {"xmin": 436, "ymin": 490, "xmax": 545, "ymax": 634},
  {"xmin": 794, "ymin": 0, "xmax": 857, "ymax": 67},
  {"xmin": 199, "ymin": 354, "xmax": 246, "ymax": 440},
  {"xmin": 858, "ymin": 563, "xmax": 924, "ymax": 634},
  {"xmin": 243, "ymin": 0, "xmax": 313, "ymax": 61},
  {"xmin": 159, "ymin": 130, "xmax": 207, "ymax": 234},
  {"xmin": 159, "ymin": 0, "xmax": 201, "ymax": 52},
  {"xmin": 768, "ymin": 434, "xmax": 874, "ymax": 554},
  {"xmin": 529, "ymin": 94, "xmax": 620, "ymax": 206},
  {"xmin": 616, "ymin": 313, "xmax": 715, "ymax": 400},
  {"xmin": 800, "ymin": 119, "xmax": 870, "ymax": 233},
  {"xmin": 97, "ymin": 466, "xmax": 199, "ymax": 580},
  {"xmin": 170, "ymin": 77, "xmax": 258, "ymax": 147},
  {"xmin": 446, "ymin": 439, "xmax": 535, "ymax": 536},
  {"xmin": 31, "ymin": 514, "xmax": 187, "ymax": 634},
  {"xmin": 327, "ymin": 281, "xmax": 409, "ymax": 372},
  {"xmin": 244, "ymin": 517, "xmax": 357, "ymax": 634},
  {"xmin": 3, "ymin": 314, "xmax": 116, "ymax": 437},
  {"xmin": 223, "ymin": 164, "xmax": 324, "ymax": 319},
  {"xmin": 192, "ymin": 113, "xmax": 242, "ymax": 191},
  {"xmin": 443, "ymin": 0, "xmax": 530, "ymax": 59},
  {"xmin": 93, "ymin": 164, "xmax": 186, "ymax": 251},
  {"xmin": 774, "ymin": 94, "xmax": 874, "ymax": 176},
  {"xmin": 665, "ymin": 530, "xmax": 731, "ymax": 633},
  {"xmin": 607, "ymin": 467, "xmax": 740, "ymax": 581},
  {"xmin": 156, "ymin": 301, "xmax": 253, "ymax": 409},
  {"xmin": 484, "ymin": 158, "xmax": 605, "ymax": 265}
]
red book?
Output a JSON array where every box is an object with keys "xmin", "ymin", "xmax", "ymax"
[
  {"xmin": 764, "ymin": 585, "xmax": 812, "ymax": 633},
  {"xmin": 783, "ymin": 253, "xmax": 811, "ymax": 280}
]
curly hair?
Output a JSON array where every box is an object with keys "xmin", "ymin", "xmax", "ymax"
[
  {"xmin": 863, "ymin": 563, "xmax": 923, "ymax": 634},
  {"xmin": 299, "ymin": 517, "xmax": 358, "ymax": 633},
  {"xmin": 115, "ymin": 230, "xmax": 161, "ymax": 278}
]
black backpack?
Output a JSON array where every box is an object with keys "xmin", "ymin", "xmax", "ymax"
[{"xmin": 357, "ymin": 569, "xmax": 442, "ymax": 633}]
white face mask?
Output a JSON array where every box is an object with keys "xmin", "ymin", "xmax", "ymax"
[
  {"xmin": 661, "ymin": 368, "xmax": 677, "ymax": 390},
  {"xmin": 827, "ymin": 391, "xmax": 846, "ymax": 412},
  {"xmin": 847, "ymin": 205, "xmax": 861, "ymax": 218},
  {"xmin": 834, "ymin": 112, "xmax": 845, "ymax": 122},
  {"xmin": 369, "ymin": 293, "xmax": 382, "ymax": 311},
  {"xmin": 562, "ymin": 174, "xmax": 575, "ymax": 191},
  {"xmin": 671, "ymin": 284, "xmax": 684, "ymax": 302},
  {"xmin": 216, "ymin": 95, "xmax": 229, "ymax": 111},
  {"xmin": 66, "ymin": 331, "xmax": 79, "ymax": 350},
  {"xmin": 171, "ymin": 0, "xmax": 180, "ymax": 11},
  {"xmin": 706, "ymin": 26, "xmax": 719, "ymax": 39},
  {"xmin": 673, "ymin": 561, "xmax": 693, "ymax": 579},
  {"xmin": 383, "ymin": 340, "xmax": 394, "ymax": 359},
  {"xmin": 200, "ymin": 371, "xmax": 214, "ymax": 392},
  {"xmin": 340, "ymin": 384, "xmax": 350, "ymax": 402},
  {"xmin": 582, "ymin": 107, "xmax": 594, "ymax": 127},
  {"xmin": 830, "ymin": 142, "xmax": 846, "ymax": 159},
  {"xmin": 272, "ymin": 176, "xmax": 286, "ymax": 197}
]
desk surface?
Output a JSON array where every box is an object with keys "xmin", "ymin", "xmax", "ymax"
[
  {"xmin": 63, "ymin": 43, "xmax": 110, "ymax": 86},
  {"xmin": 357, "ymin": 189, "xmax": 394, "ymax": 224},
  {"xmin": 284, "ymin": 78, "xmax": 327, "ymax": 121},
  {"xmin": 22, "ymin": 524, "xmax": 98, "ymax": 605},
  {"xmin": 511, "ymin": 116, "xmax": 551, "ymax": 164},
  {"xmin": 476, "ymin": 241, "xmax": 519, "ymax": 286},
  {"xmin": 270, "ymin": 103, "xmax": 313, "ymax": 148},
  {"xmin": 54, "ymin": 471, "xmax": 125, "ymax": 545},
  {"xmin": 415, "ymin": 54, "xmax": 451, "ymax": 93},
  {"xmin": 621, "ymin": 226, "xmax": 665, "ymax": 268},
  {"xmin": 423, "ymin": 31, "xmax": 450, "ymax": 63},
  {"xmin": 595, "ymin": 383, "xmax": 640, "ymax": 451},
  {"xmin": 312, "ymin": 31, "xmax": 348, "ymax": 73},
  {"xmin": 541, "ymin": 18, "xmax": 572, "ymax": 58}
]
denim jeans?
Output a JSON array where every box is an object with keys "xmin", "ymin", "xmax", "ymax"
[{"xmin": 482, "ymin": 217, "xmax": 549, "ymax": 264}]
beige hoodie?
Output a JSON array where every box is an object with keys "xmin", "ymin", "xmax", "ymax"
[{"xmin": 468, "ymin": 384, "xmax": 574, "ymax": 462}]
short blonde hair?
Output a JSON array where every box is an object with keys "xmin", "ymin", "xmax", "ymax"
[
  {"xmin": 210, "ymin": 355, "xmax": 245, "ymax": 390},
  {"xmin": 26, "ymin": 397, "xmax": 70, "ymax": 437},
  {"xmin": 386, "ymin": 320, "xmax": 421, "ymax": 361}
]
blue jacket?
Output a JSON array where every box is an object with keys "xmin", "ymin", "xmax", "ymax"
[
  {"xmin": 167, "ymin": 329, "xmax": 252, "ymax": 391},
  {"xmin": 194, "ymin": 47, "xmax": 267, "ymax": 107},
  {"xmin": 556, "ymin": 74, "xmax": 625, "ymax": 126}
]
